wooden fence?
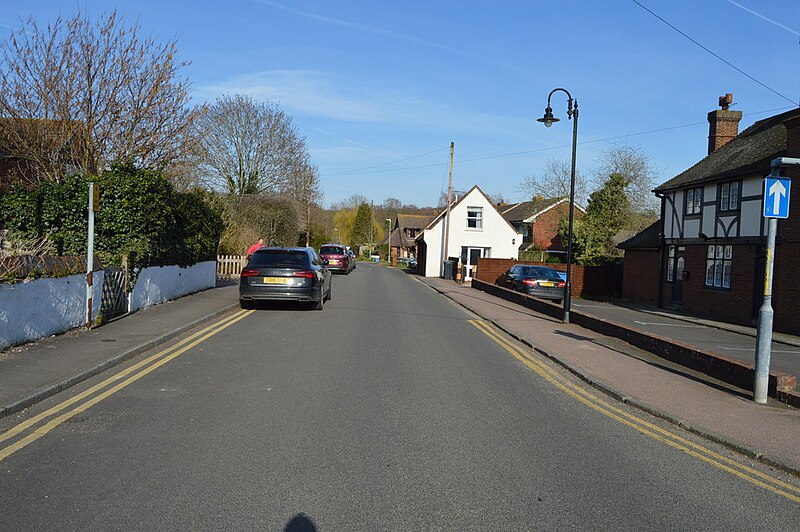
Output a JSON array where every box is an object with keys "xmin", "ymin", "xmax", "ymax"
[{"xmin": 217, "ymin": 255, "xmax": 247, "ymax": 278}]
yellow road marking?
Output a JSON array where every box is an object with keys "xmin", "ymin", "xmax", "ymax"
[
  {"xmin": 0, "ymin": 309, "xmax": 254, "ymax": 462},
  {"xmin": 468, "ymin": 319, "xmax": 800, "ymax": 504}
]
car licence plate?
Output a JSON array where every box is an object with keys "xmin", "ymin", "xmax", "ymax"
[
  {"xmin": 263, "ymin": 277, "xmax": 289, "ymax": 284},
  {"xmin": 539, "ymin": 282, "xmax": 555, "ymax": 287}
]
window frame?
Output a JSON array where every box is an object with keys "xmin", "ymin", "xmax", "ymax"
[
  {"xmin": 685, "ymin": 187, "xmax": 703, "ymax": 216},
  {"xmin": 718, "ymin": 181, "xmax": 741, "ymax": 212},
  {"xmin": 466, "ymin": 207, "xmax": 483, "ymax": 229},
  {"xmin": 705, "ymin": 244, "xmax": 733, "ymax": 289}
]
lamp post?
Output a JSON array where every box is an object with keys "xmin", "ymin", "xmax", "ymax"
[
  {"xmin": 538, "ymin": 87, "xmax": 578, "ymax": 324},
  {"xmin": 386, "ymin": 218, "xmax": 392, "ymax": 264},
  {"xmin": 334, "ymin": 228, "xmax": 339, "ymax": 243}
]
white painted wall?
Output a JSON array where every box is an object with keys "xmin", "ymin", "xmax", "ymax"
[
  {"xmin": 0, "ymin": 271, "xmax": 104, "ymax": 349},
  {"xmin": 129, "ymin": 261, "xmax": 216, "ymax": 312},
  {"xmin": 421, "ymin": 187, "xmax": 522, "ymax": 277}
]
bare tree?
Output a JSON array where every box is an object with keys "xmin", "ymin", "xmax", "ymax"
[
  {"xmin": 594, "ymin": 144, "xmax": 659, "ymax": 214},
  {"xmin": 196, "ymin": 94, "xmax": 309, "ymax": 197},
  {"xmin": 0, "ymin": 11, "xmax": 200, "ymax": 184},
  {"xmin": 331, "ymin": 194, "xmax": 369, "ymax": 211},
  {"xmin": 516, "ymin": 159, "xmax": 590, "ymax": 207}
]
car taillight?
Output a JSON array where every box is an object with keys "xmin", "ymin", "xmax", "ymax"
[
  {"xmin": 241, "ymin": 268, "xmax": 259, "ymax": 277},
  {"xmin": 558, "ymin": 281, "xmax": 566, "ymax": 288},
  {"xmin": 292, "ymin": 270, "xmax": 315, "ymax": 278},
  {"xmin": 522, "ymin": 279, "xmax": 537, "ymax": 286}
]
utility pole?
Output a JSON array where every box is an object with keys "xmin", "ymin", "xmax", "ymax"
[{"xmin": 442, "ymin": 142, "xmax": 454, "ymax": 277}]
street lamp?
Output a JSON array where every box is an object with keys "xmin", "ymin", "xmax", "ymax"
[
  {"xmin": 334, "ymin": 228, "xmax": 339, "ymax": 243},
  {"xmin": 386, "ymin": 218, "xmax": 392, "ymax": 264},
  {"xmin": 538, "ymin": 87, "xmax": 578, "ymax": 324}
]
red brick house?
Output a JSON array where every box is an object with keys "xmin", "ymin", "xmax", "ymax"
[
  {"xmin": 500, "ymin": 196, "xmax": 585, "ymax": 257},
  {"xmin": 620, "ymin": 97, "xmax": 800, "ymax": 334}
]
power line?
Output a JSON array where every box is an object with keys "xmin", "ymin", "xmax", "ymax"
[
  {"xmin": 324, "ymin": 146, "xmax": 449, "ymax": 177},
  {"xmin": 631, "ymin": 0, "xmax": 798, "ymax": 106},
  {"xmin": 320, "ymin": 106, "xmax": 795, "ymax": 178}
]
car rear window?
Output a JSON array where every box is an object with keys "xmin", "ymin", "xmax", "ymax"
[
  {"xmin": 249, "ymin": 250, "xmax": 310, "ymax": 268},
  {"xmin": 521, "ymin": 266, "xmax": 562, "ymax": 281},
  {"xmin": 320, "ymin": 246, "xmax": 345, "ymax": 255}
]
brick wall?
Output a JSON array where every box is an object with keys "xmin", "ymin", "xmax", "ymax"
[
  {"xmin": 773, "ymin": 115, "xmax": 800, "ymax": 334},
  {"xmin": 532, "ymin": 203, "xmax": 568, "ymax": 250},
  {"xmin": 621, "ymin": 249, "xmax": 660, "ymax": 305},
  {"xmin": 474, "ymin": 257, "xmax": 586, "ymax": 297},
  {"xmin": 660, "ymin": 244, "xmax": 759, "ymax": 327}
]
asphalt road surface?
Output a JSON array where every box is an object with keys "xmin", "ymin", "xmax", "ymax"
[{"xmin": 1, "ymin": 263, "xmax": 798, "ymax": 530}]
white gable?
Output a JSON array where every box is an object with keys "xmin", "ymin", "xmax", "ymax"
[{"xmin": 419, "ymin": 186, "xmax": 523, "ymax": 277}]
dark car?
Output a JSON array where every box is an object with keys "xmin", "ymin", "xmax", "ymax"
[
  {"xmin": 495, "ymin": 264, "xmax": 565, "ymax": 304},
  {"xmin": 347, "ymin": 249, "xmax": 356, "ymax": 270},
  {"xmin": 319, "ymin": 244, "xmax": 352, "ymax": 274},
  {"xmin": 239, "ymin": 247, "xmax": 331, "ymax": 310}
]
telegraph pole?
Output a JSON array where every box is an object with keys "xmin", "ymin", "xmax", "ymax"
[{"xmin": 442, "ymin": 142, "xmax": 454, "ymax": 277}]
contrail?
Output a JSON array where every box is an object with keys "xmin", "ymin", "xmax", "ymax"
[{"xmin": 725, "ymin": 0, "xmax": 800, "ymax": 41}]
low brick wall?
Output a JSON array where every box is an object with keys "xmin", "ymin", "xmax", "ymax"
[
  {"xmin": 472, "ymin": 278, "xmax": 798, "ymax": 405},
  {"xmin": 474, "ymin": 257, "xmax": 585, "ymax": 297}
]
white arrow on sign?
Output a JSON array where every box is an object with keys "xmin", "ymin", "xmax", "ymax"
[{"xmin": 769, "ymin": 179, "xmax": 787, "ymax": 214}]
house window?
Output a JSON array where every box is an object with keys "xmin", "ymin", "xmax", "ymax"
[
  {"xmin": 705, "ymin": 244, "xmax": 732, "ymax": 288},
  {"xmin": 667, "ymin": 245, "xmax": 675, "ymax": 282},
  {"xmin": 685, "ymin": 187, "xmax": 702, "ymax": 215},
  {"xmin": 467, "ymin": 207, "xmax": 483, "ymax": 229},
  {"xmin": 718, "ymin": 181, "xmax": 740, "ymax": 212}
]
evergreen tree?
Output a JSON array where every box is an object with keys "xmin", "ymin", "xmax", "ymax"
[
  {"xmin": 566, "ymin": 173, "xmax": 631, "ymax": 265},
  {"xmin": 350, "ymin": 203, "xmax": 374, "ymax": 248}
]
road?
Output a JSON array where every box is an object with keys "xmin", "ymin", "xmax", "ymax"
[{"xmin": 1, "ymin": 264, "xmax": 798, "ymax": 530}]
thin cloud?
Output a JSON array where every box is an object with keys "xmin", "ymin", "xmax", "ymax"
[
  {"xmin": 725, "ymin": 0, "xmax": 800, "ymax": 39},
  {"xmin": 198, "ymin": 69, "xmax": 535, "ymax": 139},
  {"xmin": 253, "ymin": 0, "xmax": 524, "ymax": 73}
]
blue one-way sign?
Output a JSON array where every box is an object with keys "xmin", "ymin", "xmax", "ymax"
[{"xmin": 763, "ymin": 176, "xmax": 791, "ymax": 218}]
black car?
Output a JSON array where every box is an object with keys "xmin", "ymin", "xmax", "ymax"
[
  {"xmin": 495, "ymin": 264, "xmax": 565, "ymax": 304},
  {"xmin": 239, "ymin": 247, "xmax": 331, "ymax": 310}
]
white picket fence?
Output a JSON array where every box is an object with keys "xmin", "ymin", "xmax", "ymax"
[{"xmin": 217, "ymin": 255, "xmax": 247, "ymax": 278}]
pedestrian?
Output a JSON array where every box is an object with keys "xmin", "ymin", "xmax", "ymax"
[{"xmin": 247, "ymin": 238, "xmax": 264, "ymax": 258}]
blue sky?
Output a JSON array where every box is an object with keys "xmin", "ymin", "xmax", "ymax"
[{"xmin": 1, "ymin": 1, "xmax": 798, "ymax": 208}]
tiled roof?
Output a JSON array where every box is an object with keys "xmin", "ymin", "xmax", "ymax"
[
  {"xmin": 501, "ymin": 197, "xmax": 565, "ymax": 222},
  {"xmin": 617, "ymin": 220, "xmax": 661, "ymax": 250},
  {"xmin": 396, "ymin": 213, "xmax": 432, "ymax": 230},
  {"xmin": 655, "ymin": 107, "xmax": 800, "ymax": 192}
]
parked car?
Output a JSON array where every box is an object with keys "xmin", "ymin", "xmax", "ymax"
[
  {"xmin": 495, "ymin": 264, "xmax": 565, "ymax": 304},
  {"xmin": 408, "ymin": 258, "xmax": 418, "ymax": 270},
  {"xmin": 347, "ymin": 249, "xmax": 356, "ymax": 270},
  {"xmin": 239, "ymin": 247, "xmax": 331, "ymax": 310},
  {"xmin": 319, "ymin": 244, "xmax": 353, "ymax": 274}
]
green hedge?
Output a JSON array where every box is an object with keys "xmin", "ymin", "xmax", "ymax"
[{"xmin": 0, "ymin": 163, "xmax": 222, "ymax": 269}]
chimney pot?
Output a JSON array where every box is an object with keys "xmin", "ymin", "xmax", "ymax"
[{"xmin": 708, "ymin": 94, "xmax": 742, "ymax": 154}]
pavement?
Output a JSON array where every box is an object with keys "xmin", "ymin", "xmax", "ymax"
[{"xmin": 1, "ymin": 274, "xmax": 799, "ymax": 477}]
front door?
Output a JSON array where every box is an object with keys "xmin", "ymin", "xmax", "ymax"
[{"xmin": 461, "ymin": 247, "xmax": 484, "ymax": 281}]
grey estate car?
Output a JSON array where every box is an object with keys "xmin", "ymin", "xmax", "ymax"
[{"xmin": 239, "ymin": 247, "xmax": 331, "ymax": 310}]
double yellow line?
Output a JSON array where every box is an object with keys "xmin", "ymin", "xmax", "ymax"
[
  {"xmin": 468, "ymin": 319, "xmax": 800, "ymax": 504},
  {"xmin": 0, "ymin": 309, "xmax": 254, "ymax": 462}
]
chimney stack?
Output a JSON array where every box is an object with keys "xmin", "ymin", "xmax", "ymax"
[{"xmin": 707, "ymin": 93, "xmax": 742, "ymax": 154}]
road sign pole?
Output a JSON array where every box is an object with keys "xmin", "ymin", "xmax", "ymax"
[{"xmin": 753, "ymin": 216, "xmax": 777, "ymax": 404}]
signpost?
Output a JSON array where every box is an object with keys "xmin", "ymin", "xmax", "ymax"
[
  {"xmin": 86, "ymin": 183, "xmax": 98, "ymax": 329},
  {"xmin": 754, "ymin": 159, "xmax": 797, "ymax": 404}
]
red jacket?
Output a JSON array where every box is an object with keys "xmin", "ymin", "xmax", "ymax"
[{"xmin": 247, "ymin": 242, "xmax": 262, "ymax": 257}]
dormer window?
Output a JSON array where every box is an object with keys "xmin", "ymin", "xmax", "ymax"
[{"xmin": 467, "ymin": 207, "xmax": 483, "ymax": 229}]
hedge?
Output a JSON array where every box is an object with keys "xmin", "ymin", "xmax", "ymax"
[{"xmin": 0, "ymin": 163, "xmax": 222, "ymax": 271}]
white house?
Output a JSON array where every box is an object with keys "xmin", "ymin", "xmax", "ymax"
[{"xmin": 416, "ymin": 185, "xmax": 523, "ymax": 279}]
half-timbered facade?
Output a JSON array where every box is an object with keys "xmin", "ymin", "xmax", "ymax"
[{"xmin": 633, "ymin": 99, "xmax": 800, "ymax": 333}]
